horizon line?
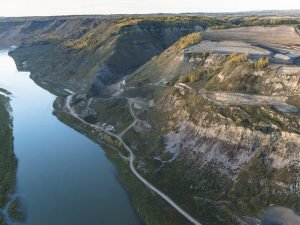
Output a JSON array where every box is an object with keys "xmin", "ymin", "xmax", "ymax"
[{"xmin": 1, "ymin": 8, "xmax": 300, "ymax": 18}]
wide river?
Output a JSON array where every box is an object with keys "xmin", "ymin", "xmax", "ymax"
[{"xmin": 0, "ymin": 49, "xmax": 143, "ymax": 225}]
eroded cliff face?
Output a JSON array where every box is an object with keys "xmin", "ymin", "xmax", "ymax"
[
  {"xmin": 157, "ymin": 49, "xmax": 300, "ymax": 174},
  {"xmin": 165, "ymin": 99, "xmax": 300, "ymax": 174},
  {"xmin": 151, "ymin": 83, "xmax": 299, "ymax": 220}
]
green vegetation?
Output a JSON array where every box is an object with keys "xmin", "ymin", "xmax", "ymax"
[
  {"xmin": 200, "ymin": 55, "xmax": 268, "ymax": 94},
  {"xmin": 178, "ymin": 32, "xmax": 202, "ymax": 49},
  {"xmin": 120, "ymin": 95, "xmax": 239, "ymax": 224},
  {"xmin": 116, "ymin": 26, "xmax": 300, "ymax": 223},
  {"xmin": 90, "ymin": 98, "xmax": 133, "ymax": 133},
  {"xmin": 0, "ymin": 89, "xmax": 11, "ymax": 95},
  {"xmin": 143, "ymin": 160, "xmax": 239, "ymax": 225},
  {"xmin": 10, "ymin": 16, "xmax": 210, "ymax": 89},
  {"xmin": 228, "ymin": 53, "xmax": 248, "ymax": 64},
  {"xmin": 121, "ymin": 71, "xmax": 300, "ymax": 223},
  {"xmin": 53, "ymin": 102, "xmax": 190, "ymax": 225},
  {"xmin": 230, "ymin": 156, "xmax": 300, "ymax": 217},
  {"xmin": 0, "ymin": 94, "xmax": 16, "ymax": 225},
  {"xmin": 3, "ymin": 14, "xmax": 300, "ymax": 225},
  {"xmin": 218, "ymin": 105, "xmax": 299, "ymax": 134},
  {"xmin": 0, "ymin": 95, "xmax": 16, "ymax": 206},
  {"xmin": 177, "ymin": 68, "xmax": 211, "ymax": 84},
  {"xmin": 119, "ymin": 90, "xmax": 238, "ymax": 224},
  {"xmin": 116, "ymin": 16, "xmax": 300, "ymax": 32},
  {"xmin": 126, "ymin": 89, "xmax": 298, "ymax": 224},
  {"xmin": 116, "ymin": 16, "xmax": 232, "ymax": 29},
  {"xmin": 8, "ymin": 197, "xmax": 25, "ymax": 222},
  {"xmin": 211, "ymin": 16, "xmax": 300, "ymax": 30},
  {"xmin": 0, "ymin": 215, "xmax": 7, "ymax": 225},
  {"xmin": 6, "ymin": 15, "xmax": 300, "ymax": 95},
  {"xmin": 254, "ymin": 57, "xmax": 270, "ymax": 69},
  {"xmin": 106, "ymin": 148, "xmax": 190, "ymax": 225}
]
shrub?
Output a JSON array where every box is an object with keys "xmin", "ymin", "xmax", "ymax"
[
  {"xmin": 177, "ymin": 75, "xmax": 189, "ymax": 83},
  {"xmin": 228, "ymin": 53, "xmax": 248, "ymax": 63},
  {"xmin": 255, "ymin": 57, "xmax": 269, "ymax": 69},
  {"xmin": 178, "ymin": 32, "xmax": 202, "ymax": 49},
  {"xmin": 177, "ymin": 71, "xmax": 201, "ymax": 83},
  {"xmin": 189, "ymin": 71, "xmax": 200, "ymax": 83}
]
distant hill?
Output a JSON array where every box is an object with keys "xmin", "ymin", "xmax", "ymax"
[{"xmin": 181, "ymin": 9, "xmax": 300, "ymax": 17}]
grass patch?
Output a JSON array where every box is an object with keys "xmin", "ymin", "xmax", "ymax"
[
  {"xmin": 0, "ymin": 214, "xmax": 8, "ymax": 225},
  {"xmin": 90, "ymin": 98, "xmax": 133, "ymax": 133},
  {"xmin": 0, "ymin": 94, "xmax": 17, "ymax": 224},
  {"xmin": 7, "ymin": 197, "xmax": 25, "ymax": 222},
  {"xmin": 230, "ymin": 156, "xmax": 300, "ymax": 217},
  {"xmin": 103, "ymin": 147, "xmax": 190, "ymax": 225}
]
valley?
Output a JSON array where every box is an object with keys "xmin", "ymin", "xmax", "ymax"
[{"xmin": 0, "ymin": 13, "xmax": 300, "ymax": 225}]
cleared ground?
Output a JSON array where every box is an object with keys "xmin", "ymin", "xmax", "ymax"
[
  {"xmin": 185, "ymin": 40, "xmax": 270, "ymax": 56},
  {"xmin": 194, "ymin": 26, "xmax": 300, "ymax": 64},
  {"xmin": 203, "ymin": 26, "xmax": 300, "ymax": 46},
  {"xmin": 203, "ymin": 91, "xmax": 298, "ymax": 113},
  {"xmin": 277, "ymin": 66, "xmax": 300, "ymax": 75}
]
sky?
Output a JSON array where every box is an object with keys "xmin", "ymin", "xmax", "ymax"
[{"xmin": 0, "ymin": 0, "xmax": 300, "ymax": 17}]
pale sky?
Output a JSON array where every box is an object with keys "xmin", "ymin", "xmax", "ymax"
[{"xmin": 0, "ymin": 0, "xmax": 300, "ymax": 17}]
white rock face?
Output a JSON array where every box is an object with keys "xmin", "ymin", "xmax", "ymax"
[
  {"xmin": 164, "ymin": 99, "xmax": 300, "ymax": 178},
  {"xmin": 204, "ymin": 92, "xmax": 298, "ymax": 113},
  {"xmin": 185, "ymin": 40, "xmax": 271, "ymax": 56},
  {"xmin": 277, "ymin": 66, "xmax": 300, "ymax": 75},
  {"xmin": 274, "ymin": 54, "xmax": 291, "ymax": 61}
]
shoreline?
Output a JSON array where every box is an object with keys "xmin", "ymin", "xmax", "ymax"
[
  {"xmin": 53, "ymin": 97, "xmax": 192, "ymax": 225},
  {"xmin": 63, "ymin": 94, "xmax": 201, "ymax": 224},
  {"xmin": 8, "ymin": 49, "xmax": 238, "ymax": 225},
  {"xmin": 0, "ymin": 92, "xmax": 17, "ymax": 225},
  {"xmin": 6, "ymin": 47, "xmax": 198, "ymax": 224}
]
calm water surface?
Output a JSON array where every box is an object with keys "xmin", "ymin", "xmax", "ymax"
[{"xmin": 0, "ymin": 50, "xmax": 142, "ymax": 225}]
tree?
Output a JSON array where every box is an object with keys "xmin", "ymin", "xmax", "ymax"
[
  {"xmin": 189, "ymin": 71, "xmax": 199, "ymax": 83},
  {"xmin": 255, "ymin": 57, "xmax": 269, "ymax": 69},
  {"xmin": 228, "ymin": 53, "xmax": 248, "ymax": 63}
]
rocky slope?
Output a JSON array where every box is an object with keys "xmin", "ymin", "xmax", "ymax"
[
  {"xmin": 121, "ymin": 31, "xmax": 300, "ymax": 224},
  {"xmin": 65, "ymin": 31, "xmax": 300, "ymax": 224}
]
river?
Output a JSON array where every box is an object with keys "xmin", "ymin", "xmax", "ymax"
[{"xmin": 0, "ymin": 49, "xmax": 143, "ymax": 225}]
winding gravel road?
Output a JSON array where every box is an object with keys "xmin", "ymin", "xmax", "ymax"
[{"xmin": 65, "ymin": 94, "xmax": 201, "ymax": 225}]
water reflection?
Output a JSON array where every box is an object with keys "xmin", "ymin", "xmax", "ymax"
[{"xmin": 0, "ymin": 49, "xmax": 142, "ymax": 225}]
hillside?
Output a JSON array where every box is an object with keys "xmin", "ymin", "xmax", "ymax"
[
  {"xmin": 4, "ymin": 15, "xmax": 300, "ymax": 94},
  {"xmin": 4, "ymin": 16, "xmax": 220, "ymax": 94},
  {"xmin": 116, "ymin": 31, "xmax": 300, "ymax": 224},
  {"xmin": 55, "ymin": 28, "xmax": 300, "ymax": 224}
]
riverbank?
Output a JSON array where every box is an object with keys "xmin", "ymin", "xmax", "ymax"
[
  {"xmin": 53, "ymin": 97, "xmax": 191, "ymax": 225},
  {"xmin": 4, "ymin": 51, "xmax": 196, "ymax": 224},
  {"xmin": 0, "ymin": 93, "xmax": 16, "ymax": 225},
  {"xmin": 0, "ymin": 49, "xmax": 145, "ymax": 225}
]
